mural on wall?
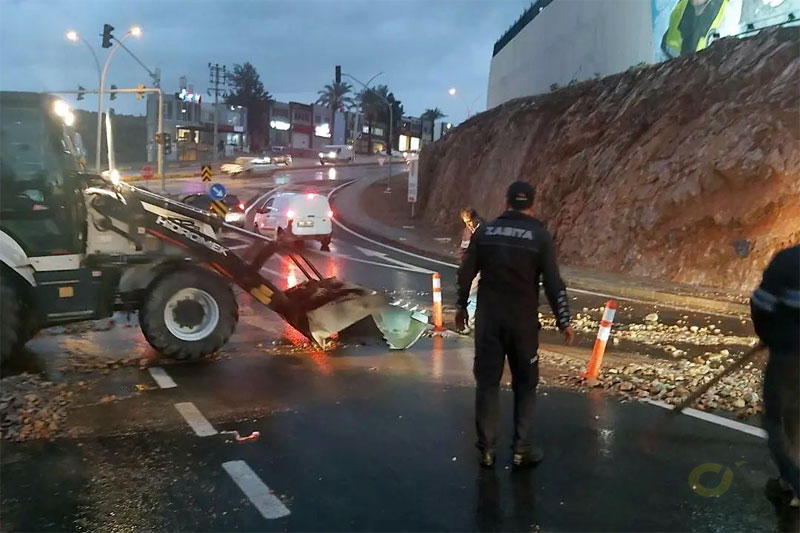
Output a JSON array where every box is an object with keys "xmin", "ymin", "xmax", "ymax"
[{"xmin": 652, "ymin": 0, "xmax": 799, "ymax": 61}]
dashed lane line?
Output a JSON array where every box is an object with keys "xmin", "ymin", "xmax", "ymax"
[
  {"xmin": 222, "ymin": 460, "xmax": 291, "ymax": 519},
  {"xmin": 148, "ymin": 366, "xmax": 177, "ymax": 389},
  {"xmin": 174, "ymin": 402, "xmax": 218, "ymax": 436}
]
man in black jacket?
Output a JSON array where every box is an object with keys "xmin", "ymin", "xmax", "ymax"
[
  {"xmin": 456, "ymin": 181, "xmax": 575, "ymax": 467},
  {"xmin": 751, "ymin": 244, "xmax": 800, "ymax": 507},
  {"xmin": 458, "ymin": 208, "xmax": 484, "ymax": 331}
]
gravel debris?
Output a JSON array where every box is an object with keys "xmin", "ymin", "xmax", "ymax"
[{"xmin": 542, "ymin": 349, "xmax": 764, "ymax": 419}]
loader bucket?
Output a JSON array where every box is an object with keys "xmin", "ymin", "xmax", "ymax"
[
  {"xmin": 372, "ymin": 306, "xmax": 430, "ymax": 349},
  {"xmin": 278, "ymin": 278, "xmax": 429, "ymax": 350}
]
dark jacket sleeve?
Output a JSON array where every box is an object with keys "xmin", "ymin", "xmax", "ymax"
[
  {"xmin": 540, "ymin": 230, "xmax": 571, "ymax": 330},
  {"xmin": 456, "ymin": 224, "xmax": 471, "ymax": 262},
  {"xmin": 751, "ymin": 250, "xmax": 789, "ymax": 347},
  {"xmin": 456, "ymin": 226, "xmax": 482, "ymax": 309}
]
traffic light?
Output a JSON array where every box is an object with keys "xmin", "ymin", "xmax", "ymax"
[
  {"xmin": 77, "ymin": 85, "xmax": 85, "ymax": 101},
  {"xmin": 163, "ymin": 133, "xmax": 172, "ymax": 154},
  {"xmin": 101, "ymin": 24, "xmax": 114, "ymax": 48},
  {"xmin": 335, "ymin": 65, "xmax": 341, "ymax": 84},
  {"xmin": 136, "ymin": 84, "xmax": 145, "ymax": 100},
  {"xmin": 109, "ymin": 84, "xmax": 117, "ymax": 100}
]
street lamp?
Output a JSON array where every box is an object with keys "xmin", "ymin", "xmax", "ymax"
[
  {"xmin": 66, "ymin": 30, "xmax": 103, "ymax": 171},
  {"xmin": 447, "ymin": 87, "xmax": 481, "ymax": 119},
  {"xmin": 342, "ymin": 71, "xmax": 394, "ymax": 192},
  {"xmin": 95, "ymin": 25, "xmax": 142, "ymax": 172}
]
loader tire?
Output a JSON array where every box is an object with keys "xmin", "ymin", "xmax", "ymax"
[
  {"xmin": 139, "ymin": 267, "xmax": 238, "ymax": 360},
  {"xmin": 0, "ymin": 277, "xmax": 24, "ymax": 363}
]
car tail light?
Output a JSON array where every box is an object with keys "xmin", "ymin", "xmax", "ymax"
[
  {"xmin": 287, "ymin": 210, "xmax": 295, "ymax": 219},
  {"xmin": 327, "ymin": 210, "xmax": 334, "ymax": 218},
  {"xmin": 239, "ymin": 202, "xmax": 246, "ymax": 210},
  {"xmin": 307, "ymin": 193, "xmax": 315, "ymax": 199}
]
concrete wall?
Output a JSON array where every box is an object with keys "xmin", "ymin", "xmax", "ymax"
[{"xmin": 487, "ymin": 0, "xmax": 653, "ymax": 109}]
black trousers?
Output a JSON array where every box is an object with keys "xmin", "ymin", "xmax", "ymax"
[
  {"xmin": 473, "ymin": 298, "xmax": 539, "ymax": 453},
  {"xmin": 763, "ymin": 351, "xmax": 800, "ymax": 496}
]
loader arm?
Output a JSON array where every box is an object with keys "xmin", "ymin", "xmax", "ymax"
[{"xmin": 87, "ymin": 180, "xmax": 426, "ymax": 348}]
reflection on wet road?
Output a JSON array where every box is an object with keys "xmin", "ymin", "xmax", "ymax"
[{"xmin": 1, "ymin": 165, "xmax": 789, "ymax": 533}]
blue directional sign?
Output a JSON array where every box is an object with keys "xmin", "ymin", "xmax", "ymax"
[{"xmin": 209, "ymin": 183, "xmax": 227, "ymax": 201}]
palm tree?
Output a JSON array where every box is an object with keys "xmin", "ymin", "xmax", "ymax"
[
  {"xmin": 355, "ymin": 84, "xmax": 403, "ymax": 153},
  {"xmin": 356, "ymin": 88, "xmax": 383, "ymax": 153},
  {"xmin": 421, "ymin": 108, "xmax": 447, "ymax": 142},
  {"xmin": 421, "ymin": 107, "xmax": 446, "ymax": 122},
  {"xmin": 316, "ymin": 81, "xmax": 354, "ymax": 143}
]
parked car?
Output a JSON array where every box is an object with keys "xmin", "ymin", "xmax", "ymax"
[
  {"xmin": 319, "ymin": 144, "xmax": 355, "ymax": 165},
  {"xmin": 267, "ymin": 146, "xmax": 293, "ymax": 166},
  {"xmin": 254, "ymin": 192, "xmax": 333, "ymax": 250},
  {"xmin": 220, "ymin": 156, "xmax": 276, "ymax": 176},
  {"xmin": 181, "ymin": 193, "xmax": 247, "ymax": 227}
]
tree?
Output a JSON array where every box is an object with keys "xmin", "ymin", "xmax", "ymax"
[
  {"xmin": 421, "ymin": 107, "xmax": 446, "ymax": 122},
  {"xmin": 316, "ymin": 81, "xmax": 354, "ymax": 143},
  {"xmin": 421, "ymin": 108, "xmax": 447, "ymax": 142},
  {"xmin": 356, "ymin": 84, "xmax": 403, "ymax": 153},
  {"xmin": 225, "ymin": 62, "xmax": 272, "ymax": 151}
]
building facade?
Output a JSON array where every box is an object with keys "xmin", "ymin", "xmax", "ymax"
[
  {"xmin": 487, "ymin": 0, "xmax": 800, "ymax": 110},
  {"xmin": 266, "ymin": 100, "xmax": 363, "ymax": 151},
  {"xmin": 146, "ymin": 82, "xmax": 247, "ymax": 162}
]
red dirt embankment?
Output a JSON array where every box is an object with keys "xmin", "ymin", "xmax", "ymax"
[{"xmin": 418, "ymin": 27, "xmax": 800, "ymax": 291}]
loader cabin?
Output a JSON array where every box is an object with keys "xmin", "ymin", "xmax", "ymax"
[{"xmin": 0, "ymin": 91, "xmax": 87, "ymax": 257}]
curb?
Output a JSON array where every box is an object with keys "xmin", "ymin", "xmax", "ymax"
[{"xmin": 330, "ymin": 183, "xmax": 750, "ymax": 317}]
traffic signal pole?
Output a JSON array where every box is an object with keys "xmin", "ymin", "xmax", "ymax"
[{"xmin": 96, "ymin": 30, "xmax": 138, "ymax": 173}]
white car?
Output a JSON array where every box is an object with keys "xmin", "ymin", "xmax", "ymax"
[
  {"xmin": 319, "ymin": 145, "xmax": 355, "ymax": 165},
  {"xmin": 220, "ymin": 156, "xmax": 276, "ymax": 176},
  {"xmin": 254, "ymin": 192, "xmax": 333, "ymax": 250}
]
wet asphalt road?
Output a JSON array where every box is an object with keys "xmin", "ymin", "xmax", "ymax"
[{"xmin": 1, "ymin": 166, "xmax": 793, "ymax": 532}]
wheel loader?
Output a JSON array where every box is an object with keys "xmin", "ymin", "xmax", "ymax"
[{"xmin": 0, "ymin": 92, "xmax": 428, "ymax": 363}]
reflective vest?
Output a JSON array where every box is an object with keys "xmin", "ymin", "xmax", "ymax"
[{"xmin": 663, "ymin": 0, "xmax": 729, "ymax": 58}]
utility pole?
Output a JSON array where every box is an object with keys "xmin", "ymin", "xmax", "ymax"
[{"xmin": 208, "ymin": 63, "xmax": 229, "ymax": 164}]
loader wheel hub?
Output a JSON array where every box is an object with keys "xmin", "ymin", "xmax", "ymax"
[{"xmin": 164, "ymin": 288, "xmax": 220, "ymax": 341}]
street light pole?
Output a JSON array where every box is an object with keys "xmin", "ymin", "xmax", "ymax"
[
  {"xmin": 67, "ymin": 31, "xmax": 103, "ymax": 171},
  {"xmin": 52, "ymin": 86, "xmax": 164, "ymax": 190},
  {"xmin": 96, "ymin": 27, "xmax": 140, "ymax": 173},
  {"xmin": 448, "ymin": 87, "xmax": 482, "ymax": 119},
  {"xmin": 342, "ymin": 71, "xmax": 394, "ymax": 192}
]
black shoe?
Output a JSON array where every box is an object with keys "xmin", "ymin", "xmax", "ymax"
[
  {"xmin": 766, "ymin": 478, "xmax": 799, "ymax": 507},
  {"xmin": 479, "ymin": 450, "xmax": 496, "ymax": 468},
  {"xmin": 512, "ymin": 447, "xmax": 544, "ymax": 468}
]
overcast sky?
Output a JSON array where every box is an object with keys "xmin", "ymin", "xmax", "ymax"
[{"xmin": 0, "ymin": 0, "xmax": 529, "ymax": 124}]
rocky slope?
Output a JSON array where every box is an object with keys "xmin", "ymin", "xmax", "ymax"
[{"xmin": 418, "ymin": 27, "xmax": 799, "ymax": 291}]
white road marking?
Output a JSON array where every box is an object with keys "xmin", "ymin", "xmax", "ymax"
[
  {"xmin": 353, "ymin": 245, "xmax": 435, "ymax": 274},
  {"xmin": 148, "ymin": 366, "xmax": 177, "ymax": 389},
  {"xmin": 309, "ymin": 249, "xmax": 431, "ymax": 274},
  {"xmin": 643, "ymin": 399, "xmax": 767, "ymax": 439},
  {"xmin": 244, "ymin": 186, "xmax": 280, "ymax": 215},
  {"xmin": 222, "ymin": 460, "xmax": 291, "ymax": 519},
  {"xmin": 174, "ymin": 402, "xmax": 218, "ymax": 436}
]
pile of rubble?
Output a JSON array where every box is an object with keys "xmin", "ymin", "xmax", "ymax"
[
  {"xmin": 540, "ymin": 350, "xmax": 763, "ymax": 419},
  {"xmin": 0, "ymin": 373, "xmax": 77, "ymax": 441},
  {"xmin": 540, "ymin": 307, "xmax": 755, "ymax": 353}
]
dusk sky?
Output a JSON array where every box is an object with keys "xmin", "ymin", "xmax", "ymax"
[{"xmin": 0, "ymin": 0, "xmax": 530, "ymax": 124}]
